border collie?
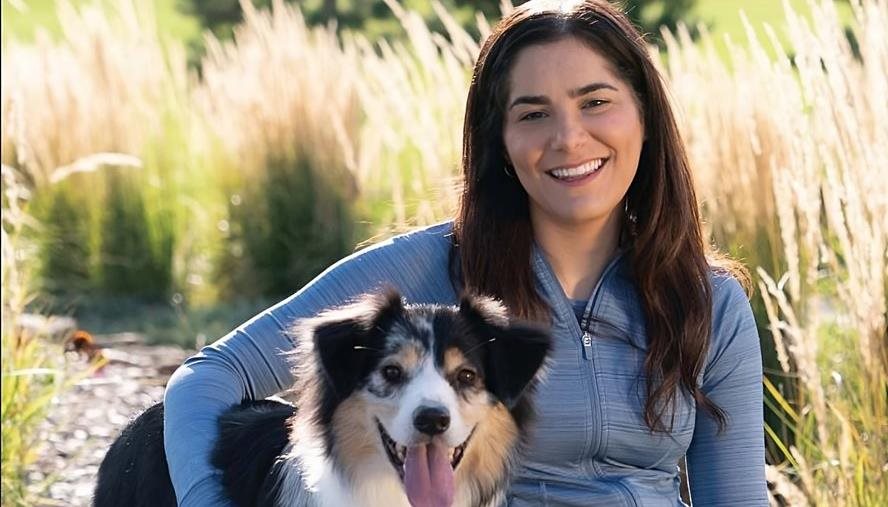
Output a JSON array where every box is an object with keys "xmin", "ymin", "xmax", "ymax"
[{"xmin": 94, "ymin": 291, "xmax": 551, "ymax": 507}]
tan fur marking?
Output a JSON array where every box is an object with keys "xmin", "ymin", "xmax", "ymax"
[
  {"xmin": 444, "ymin": 347, "xmax": 468, "ymax": 374},
  {"xmin": 329, "ymin": 397, "xmax": 380, "ymax": 483},
  {"xmin": 455, "ymin": 401, "xmax": 519, "ymax": 505},
  {"xmin": 390, "ymin": 341, "xmax": 424, "ymax": 372}
]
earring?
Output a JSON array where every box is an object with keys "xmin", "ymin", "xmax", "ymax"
[
  {"xmin": 503, "ymin": 163, "xmax": 516, "ymax": 179},
  {"xmin": 624, "ymin": 200, "xmax": 638, "ymax": 225}
]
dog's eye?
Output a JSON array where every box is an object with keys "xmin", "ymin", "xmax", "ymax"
[
  {"xmin": 457, "ymin": 368, "xmax": 477, "ymax": 386},
  {"xmin": 381, "ymin": 365, "xmax": 404, "ymax": 384}
]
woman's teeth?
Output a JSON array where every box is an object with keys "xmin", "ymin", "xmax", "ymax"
[{"xmin": 548, "ymin": 158, "xmax": 606, "ymax": 180}]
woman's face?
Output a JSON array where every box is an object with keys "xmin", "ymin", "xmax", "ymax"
[{"xmin": 502, "ymin": 36, "xmax": 644, "ymax": 232}]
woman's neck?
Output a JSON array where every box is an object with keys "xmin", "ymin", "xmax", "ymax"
[{"xmin": 532, "ymin": 210, "xmax": 622, "ymax": 300}]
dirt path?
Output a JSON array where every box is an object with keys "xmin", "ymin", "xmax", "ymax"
[{"xmin": 26, "ymin": 334, "xmax": 192, "ymax": 507}]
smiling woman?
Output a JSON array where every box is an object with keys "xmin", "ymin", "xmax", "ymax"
[
  {"xmin": 159, "ymin": 1, "xmax": 768, "ymax": 506},
  {"xmin": 502, "ymin": 37, "xmax": 644, "ymax": 299}
]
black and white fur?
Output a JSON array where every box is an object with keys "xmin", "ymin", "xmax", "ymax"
[{"xmin": 94, "ymin": 291, "xmax": 551, "ymax": 507}]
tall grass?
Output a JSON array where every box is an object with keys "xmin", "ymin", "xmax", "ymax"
[
  {"xmin": 1, "ymin": 0, "xmax": 885, "ymax": 504},
  {"xmin": 195, "ymin": 0, "xmax": 362, "ymax": 298},
  {"xmin": 1, "ymin": 0, "xmax": 190, "ymax": 307},
  {"xmin": 0, "ymin": 163, "xmax": 105, "ymax": 505},
  {"xmin": 346, "ymin": 0, "xmax": 479, "ymax": 229},
  {"xmin": 662, "ymin": 0, "xmax": 887, "ymax": 504},
  {"xmin": 0, "ymin": 105, "xmax": 59, "ymax": 507}
]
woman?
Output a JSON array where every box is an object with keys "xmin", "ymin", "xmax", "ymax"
[{"xmin": 164, "ymin": 0, "xmax": 767, "ymax": 505}]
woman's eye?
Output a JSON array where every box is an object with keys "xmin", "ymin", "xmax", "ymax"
[
  {"xmin": 457, "ymin": 368, "xmax": 477, "ymax": 386},
  {"xmin": 381, "ymin": 365, "xmax": 404, "ymax": 383},
  {"xmin": 519, "ymin": 111, "xmax": 546, "ymax": 121},
  {"xmin": 583, "ymin": 99, "xmax": 607, "ymax": 109}
]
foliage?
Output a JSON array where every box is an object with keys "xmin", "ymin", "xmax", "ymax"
[
  {"xmin": 178, "ymin": 0, "xmax": 502, "ymax": 41},
  {"xmin": 179, "ymin": 0, "xmax": 700, "ymax": 43},
  {"xmin": 1, "ymin": 327, "xmax": 65, "ymax": 506},
  {"xmin": 220, "ymin": 155, "xmax": 358, "ymax": 298},
  {"xmin": 97, "ymin": 170, "xmax": 174, "ymax": 300},
  {"xmin": 0, "ymin": 163, "xmax": 104, "ymax": 506},
  {"xmin": 662, "ymin": 0, "xmax": 887, "ymax": 503},
  {"xmin": 620, "ymin": 0, "xmax": 700, "ymax": 40}
]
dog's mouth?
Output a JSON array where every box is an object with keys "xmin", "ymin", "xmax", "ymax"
[{"xmin": 376, "ymin": 419, "xmax": 472, "ymax": 479}]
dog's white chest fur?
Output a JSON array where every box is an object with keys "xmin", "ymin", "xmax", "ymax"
[{"xmin": 276, "ymin": 454, "xmax": 411, "ymax": 507}]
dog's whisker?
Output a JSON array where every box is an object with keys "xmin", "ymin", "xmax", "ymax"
[{"xmin": 464, "ymin": 337, "xmax": 496, "ymax": 355}]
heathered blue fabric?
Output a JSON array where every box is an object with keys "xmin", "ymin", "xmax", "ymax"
[{"xmin": 163, "ymin": 222, "xmax": 767, "ymax": 506}]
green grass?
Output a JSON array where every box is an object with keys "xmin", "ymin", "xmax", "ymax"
[
  {"xmin": 1, "ymin": 0, "xmax": 201, "ymax": 45},
  {"xmin": 694, "ymin": 0, "xmax": 855, "ymax": 55}
]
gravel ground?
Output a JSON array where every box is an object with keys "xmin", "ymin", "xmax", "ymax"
[{"xmin": 25, "ymin": 334, "xmax": 192, "ymax": 507}]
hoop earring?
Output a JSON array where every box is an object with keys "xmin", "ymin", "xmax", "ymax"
[{"xmin": 503, "ymin": 163, "xmax": 516, "ymax": 179}]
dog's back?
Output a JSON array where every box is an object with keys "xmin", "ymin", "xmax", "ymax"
[
  {"xmin": 94, "ymin": 402, "xmax": 176, "ymax": 507},
  {"xmin": 94, "ymin": 400, "xmax": 294, "ymax": 507},
  {"xmin": 212, "ymin": 400, "xmax": 296, "ymax": 506}
]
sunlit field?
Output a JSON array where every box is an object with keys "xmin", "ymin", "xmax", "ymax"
[{"xmin": 2, "ymin": 0, "xmax": 885, "ymax": 504}]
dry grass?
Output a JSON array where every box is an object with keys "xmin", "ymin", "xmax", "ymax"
[
  {"xmin": 663, "ymin": 0, "xmax": 887, "ymax": 504},
  {"xmin": 1, "ymin": 0, "xmax": 186, "ymax": 184},
  {"xmin": 195, "ymin": 0, "xmax": 358, "ymax": 191}
]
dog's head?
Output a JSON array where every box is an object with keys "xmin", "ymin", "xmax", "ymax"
[{"xmin": 292, "ymin": 290, "xmax": 551, "ymax": 507}]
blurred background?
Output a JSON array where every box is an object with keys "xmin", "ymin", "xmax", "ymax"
[{"xmin": 1, "ymin": 0, "xmax": 885, "ymax": 505}]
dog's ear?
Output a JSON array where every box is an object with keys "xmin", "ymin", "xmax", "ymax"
[
  {"xmin": 459, "ymin": 294, "xmax": 551, "ymax": 408},
  {"xmin": 311, "ymin": 290, "xmax": 404, "ymax": 398}
]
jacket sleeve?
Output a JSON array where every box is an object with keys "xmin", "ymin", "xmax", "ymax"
[
  {"xmin": 685, "ymin": 276, "xmax": 768, "ymax": 506},
  {"xmin": 162, "ymin": 225, "xmax": 455, "ymax": 506}
]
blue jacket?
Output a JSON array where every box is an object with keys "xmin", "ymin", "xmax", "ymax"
[{"xmin": 163, "ymin": 222, "xmax": 767, "ymax": 506}]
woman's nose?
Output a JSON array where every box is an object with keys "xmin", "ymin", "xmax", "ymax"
[{"xmin": 549, "ymin": 113, "xmax": 589, "ymax": 152}]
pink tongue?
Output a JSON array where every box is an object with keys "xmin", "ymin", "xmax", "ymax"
[{"xmin": 404, "ymin": 443, "xmax": 454, "ymax": 507}]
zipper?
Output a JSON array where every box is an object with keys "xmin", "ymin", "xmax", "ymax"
[
  {"xmin": 578, "ymin": 251, "xmax": 624, "ymax": 360},
  {"xmin": 530, "ymin": 245, "xmax": 625, "ymax": 476},
  {"xmin": 577, "ymin": 250, "xmax": 624, "ymax": 480},
  {"xmin": 581, "ymin": 331, "xmax": 593, "ymax": 360}
]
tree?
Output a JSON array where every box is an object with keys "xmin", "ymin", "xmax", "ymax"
[
  {"xmin": 177, "ymin": 1, "xmax": 698, "ymax": 51},
  {"xmin": 178, "ymin": 0, "xmax": 503, "ymax": 41},
  {"xmin": 620, "ymin": 0, "xmax": 700, "ymax": 42}
]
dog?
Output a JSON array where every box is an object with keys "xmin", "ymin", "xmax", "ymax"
[{"xmin": 94, "ymin": 290, "xmax": 551, "ymax": 507}]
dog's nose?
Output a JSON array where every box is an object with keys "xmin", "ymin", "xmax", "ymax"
[{"xmin": 413, "ymin": 406, "xmax": 450, "ymax": 435}]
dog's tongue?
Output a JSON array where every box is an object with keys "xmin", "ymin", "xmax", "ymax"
[{"xmin": 404, "ymin": 442, "xmax": 454, "ymax": 507}]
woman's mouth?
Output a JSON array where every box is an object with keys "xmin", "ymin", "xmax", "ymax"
[{"xmin": 546, "ymin": 157, "xmax": 608, "ymax": 183}]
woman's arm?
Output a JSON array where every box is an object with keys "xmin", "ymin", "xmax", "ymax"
[
  {"xmin": 685, "ymin": 277, "xmax": 768, "ymax": 506},
  {"xmin": 163, "ymin": 317, "xmax": 296, "ymax": 506},
  {"xmin": 162, "ymin": 223, "xmax": 456, "ymax": 506}
]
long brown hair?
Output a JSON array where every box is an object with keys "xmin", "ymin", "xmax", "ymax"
[{"xmin": 452, "ymin": 0, "xmax": 748, "ymax": 432}]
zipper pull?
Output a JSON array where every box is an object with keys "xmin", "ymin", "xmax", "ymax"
[{"xmin": 582, "ymin": 331, "xmax": 592, "ymax": 360}]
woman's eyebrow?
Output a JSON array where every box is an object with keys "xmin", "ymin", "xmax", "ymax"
[{"xmin": 508, "ymin": 82, "xmax": 619, "ymax": 110}]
